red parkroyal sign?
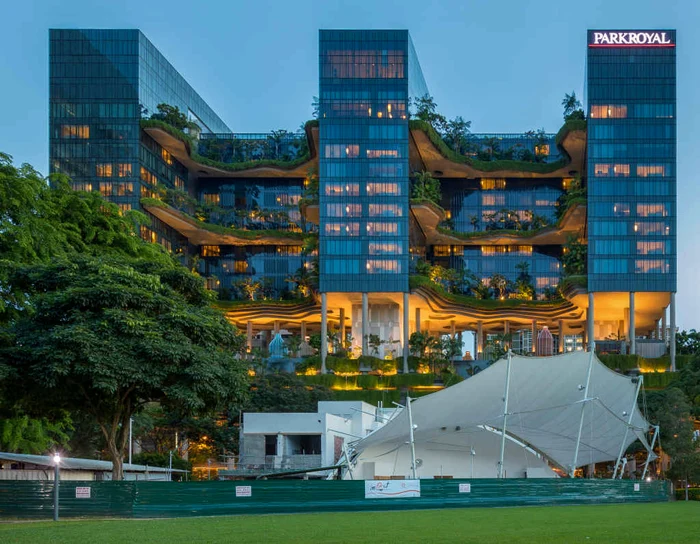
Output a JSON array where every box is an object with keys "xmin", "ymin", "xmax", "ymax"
[{"xmin": 588, "ymin": 31, "xmax": 675, "ymax": 48}]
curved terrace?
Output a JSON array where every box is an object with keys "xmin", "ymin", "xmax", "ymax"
[
  {"xmin": 411, "ymin": 200, "xmax": 586, "ymax": 246},
  {"xmin": 141, "ymin": 119, "xmax": 319, "ymax": 178},
  {"xmin": 409, "ymin": 119, "xmax": 586, "ymax": 178},
  {"xmin": 141, "ymin": 198, "xmax": 306, "ymax": 246}
]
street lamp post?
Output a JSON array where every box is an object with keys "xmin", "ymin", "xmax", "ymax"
[{"xmin": 53, "ymin": 453, "xmax": 61, "ymax": 522}]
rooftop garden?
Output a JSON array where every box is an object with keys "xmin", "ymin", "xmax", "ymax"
[
  {"xmin": 141, "ymin": 197, "xmax": 307, "ymax": 242},
  {"xmin": 409, "ymin": 92, "xmax": 586, "ymax": 173},
  {"xmin": 141, "ymin": 104, "xmax": 317, "ymax": 173},
  {"xmin": 410, "ymin": 264, "xmax": 564, "ymax": 306}
]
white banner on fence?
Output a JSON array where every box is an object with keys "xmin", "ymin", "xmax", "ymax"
[
  {"xmin": 458, "ymin": 483, "xmax": 471, "ymax": 493},
  {"xmin": 75, "ymin": 487, "xmax": 91, "ymax": 499},
  {"xmin": 236, "ymin": 485, "xmax": 252, "ymax": 497},
  {"xmin": 365, "ymin": 480, "xmax": 420, "ymax": 499}
]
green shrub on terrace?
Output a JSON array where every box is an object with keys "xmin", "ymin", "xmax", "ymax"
[
  {"xmin": 644, "ymin": 372, "xmax": 678, "ymax": 389},
  {"xmin": 140, "ymin": 198, "xmax": 307, "ymax": 242},
  {"xmin": 409, "ymin": 274, "xmax": 564, "ymax": 307},
  {"xmin": 140, "ymin": 119, "xmax": 317, "ymax": 172},
  {"xmin": 409, "ymin": 119, "xmax": 584, "ymax": 174}
]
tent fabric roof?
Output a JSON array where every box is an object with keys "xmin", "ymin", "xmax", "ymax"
[
  {"xmin": 354, "ymin": 351, "xmax": 652, "ymax": 472},
  {"xmin": 0, "ymin": 452, "xmax": 187, "ymax": 473}
]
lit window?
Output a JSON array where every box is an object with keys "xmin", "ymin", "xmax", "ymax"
[
  {"xmin": 140, "ymin": 185, "xmax": 156, "ymax": 198},
  {"xmin": 367, "ymin": 183, "xmax": 399, "ymax": 195},
  {"xmin": 60, "ymin": 125, "xmax": 90, "ymax": 139},
  {"xmin": 116, "ymin": 163, "xmax": 132, "ymax": 177},
  {"xmin": 369, "ymin": 204, "xmax": 403, "ymax": 217},
  {"xmin": 140, "ymin": 225, "xmax": 157, "ymax": 244},
  {"xmin": 99, "ymin": 182, "xmax": 113, "ymax": 196},
  {"xmin": 636, "ymin": 241, "xmax": 666, "ymax": 255},
  {"xmin": 203, "ymin": 194, "xmax": 220, "ymax": 205},
  {"xmin": 161, "ymin": 148, "xmax": 173, "ymax": 165},
  {"xmin": 535, "ymin": 144, "xmax": 550, "ymax": 156},
  {"xmin": 118, "ymin": 203, "xmax": 132, "ymax": 213},
  {"xmin": 366, "ymin": 149, "xmax": 399, "ymax": 158},
  {"xmin": 174, "ymin": 176, "xmax": 185, "ymax": 190},
  {"xmin": 369, "ymin": 242, "xmax": 402, "ymax": 255},
  {"xmin": 634, "ymin": 222, "xmax": 669, "ymax": 236},
  {"xmin": 594, "ymin": 164, "xmax": 610, "ymax": 176},
  {"xmin": 345, "ymin": 204, "xmax": 362, "ymax": 217},
  {"xmin": 433, "ymin": 246, "xmax": 451, "ymax": 257},
  {"xmin": 480, "ymin": 178, "xmax": 506, "ymax": 190},
  {"xmin": 71, "ymin": 182, "xmax": 92, "ymax": 192},
  {"xmin": 140, "ymin": 167, "xmax": 157, "ymax": 185},
  {"xmin": 234, "ymin": 261, "xmax": 248, "ymax": 274},
  {"xmin": 324, "ymin": 223, "xmax": 359, "ymax": 236},
  {"xmin": 115, "ymin": 183, "xmax": 134, "ymax": 196},
  {"xmin": 636, "ymin": 165, "xmax": 666, "ymax": 177},
  {"xmin": 637, "ymin": 203, "xmax": 669, "ymax": 217},
  {"xmin": 613, "ymin": 164, "xmax": 630, "ymax": 177},
  {"xmin": 96, "ymin": 163, "xmax": 113, "ymax": 177},
  {"xmin": 366, "ymin": 222, "xmax": 398, "ymax": 236},
  {"xmin": 366, "ymin": 259, "xmax": 401, "ymax": 274},
  {"xmin": 201, "ymin": 245, "xmax": 221, "ymax": 257},
  {"xmin": 590, "ymin": 105, "xmax": 628, "ymax": 118},
  {"xmin": 482, "ymin": 194, "xmax": 505, "ymax": 206},
  {"xmin": 635, "ymin": 259, "xmax": 670, "ymax": 273}
]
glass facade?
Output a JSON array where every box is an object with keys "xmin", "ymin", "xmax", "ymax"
[
  {"xmin": 49, "ymin": 29, "xmax": 230, "ymax": 211},
  {"xmin": 443, "ymin": 178, "xmax": 565, "ymax": 233},
  {"xmin": 587, "ymin": 30, "xmax": 676, "ymax": 292},
  {"xmin": 318, "ymin": 30, "xmax": 427, "ymax": 293}
]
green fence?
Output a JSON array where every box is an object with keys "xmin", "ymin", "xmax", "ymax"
[{"xmin": 0, "ymin": 479, "xmax": 670, "ymax": 520}]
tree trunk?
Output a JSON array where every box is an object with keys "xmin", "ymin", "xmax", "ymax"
[{"xmin": 107, "ymin": 439, "xmax": 124, "ymax": 481}]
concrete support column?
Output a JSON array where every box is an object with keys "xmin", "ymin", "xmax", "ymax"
[
  {"xmin": 558, "ymin": 319, "xmax": 564, "ymax": 353},
  {"xmin": 425, "ymin": 320, "xmax": 431, "ymax": 335},
  {"xmin": 262, "ymin": 330, "xmax": 271, "ymax": 353},
  {"xmin": 531, "ymin": 320, "xmax": 537, "ymax": 353},
  {"xmin": 450, "ymin": 320, "xmax": 456, "ymax": 340},
  {"xmin": 321, "ymin": 293, "xmax": 328, "ymax": 374},
  {"xmin": 300, "ymin": 320, "xmax": 307, "ymax": 340},
  {"xmin": 246, "ymin": 321, "xmax": 253, "ymax": 353},
  {"xmin": 587, "ymin": 292, "xmax": 595, "ymax": 352},
  {"xmin": 273, "ymin": 320, "xmax": 281, "ymax": 335},
  {"xmin": 339, "ymin": 308, "xmax": 346, "ymax": 350},
  {"xmin": 670, "ymin": 293, "xmax": 676, "ymax": 371},
  {"xmin": 477, "ymin": 320, "xmax": 484, "ymax": 359},
  {"xmin": 629, "ymin": 292, "xmax": 636, "ymax": 355},
  {"xmin": 403, "ymin": 292, "xmax": 410, "ymax": 374},
  {"xmin": 662, "ymin": 309, "xmax": 667, "ymax": 344},
  {"xmin": 362, "ymin": 292, "xmax": 369, "ymax": 356},
  {"xmin": 415, "ymin": 308, "xmax": 421, "ymax": 334}
]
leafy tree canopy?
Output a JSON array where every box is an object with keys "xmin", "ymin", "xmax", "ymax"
[
  {"xmin": 150, "ymin": 103, "xmax": 197, "ymax": 132},
  {"xmin": 1, "ymin": 257, "xmax": 248, "ymax": 479}
]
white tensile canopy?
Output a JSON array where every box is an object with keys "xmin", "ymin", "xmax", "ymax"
[{"xmin": 352, "ymin": 351, "xmax": 653, "ymax": 476}]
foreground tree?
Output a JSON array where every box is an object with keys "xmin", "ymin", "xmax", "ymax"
[{"xmin": 2, "ymin": 257, "xmax": 248, "ymax": 479}]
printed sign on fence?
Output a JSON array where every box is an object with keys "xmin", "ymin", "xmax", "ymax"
[
  {"xmin": 459, "ymin": 483, "xmax": 471, "ymax": 493},
  {"xmin": 75, "ymin": 487, "xmax": 91, "ymax": 499},
  {"xmin": 634, "ymin": 483, "xmax": 640, "ymax": 491},
  {"xmin": 236, "ymin": 485, "xmax": 252, "ymax": 497},
  {"xmin": 365, "ymin": 480, "xmax": 420, "ymax": 499}
]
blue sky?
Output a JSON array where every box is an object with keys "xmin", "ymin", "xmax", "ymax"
[{"xmin": 1, "ymin": 0, "xmax": 697, "ymax": 328}]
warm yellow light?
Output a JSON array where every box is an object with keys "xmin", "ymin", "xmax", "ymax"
[
  {"xmin": 377, "ymin": 111, "xmax": 383, "ymax": 118},
  {"xmin": 247, "ymin": 369, "xmax": 256, "ymax": 377},
  {"xmin": 368, "ymin": 107, "xmax": 372, "ymax": 117},
  {"xmin": 387, "ymin": 104, "xmax": 392, "ymax": 113}
]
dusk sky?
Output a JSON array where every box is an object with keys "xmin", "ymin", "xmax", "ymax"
[{"xmin": 1, "ymin": 0, "xmax": 696, "ymax": 328}]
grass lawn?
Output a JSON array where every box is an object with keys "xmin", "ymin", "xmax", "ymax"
[{"xmin": 1, "ymin": 502, "xmax": 698, "ymax": 543}]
